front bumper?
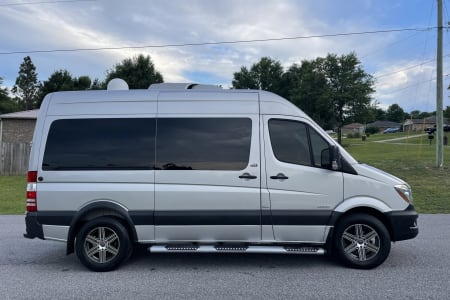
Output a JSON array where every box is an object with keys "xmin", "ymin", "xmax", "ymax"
[
  {"xmin": 386, "ymin": 205, "xmax": 419, "ymax": 241},
  {"xmin": 24, "ymin": 212, "xmax": 44, "ymax": 240}
]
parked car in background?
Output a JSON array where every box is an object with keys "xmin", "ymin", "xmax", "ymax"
[
  {"xmin": 383, "ymin": 127, "xmax": 400, "ymax": 134},
  {"xmin": 425, "ymin": 127, "xmax": 436, "ymax": 134},
  {"xmin": 425, "ymin": 125, "xmax": 450, "ymax": 134}
]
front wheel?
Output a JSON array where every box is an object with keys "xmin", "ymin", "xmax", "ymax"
[
  {"xmin": 75, "ymin": 217, "xmax": 131, "ymax": 272},
  {"xmin": 334, "ymin": 214, "xmax": 391, "ymax": 269}
]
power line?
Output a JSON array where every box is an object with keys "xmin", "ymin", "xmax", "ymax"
[
  {"xmin": 382, "ymin": 78, "xmax": 436, "ymax": 94},
  {"xmin": 374, "ymin": 53, "xmax": 450, "ymax": 79},
  {"xmin": 0, "ymin": 0, "xmax": 96, "ymax": 6},
  {"xmin": 0, "ymin": 26, "xmax": 435, "ymax": 55}
]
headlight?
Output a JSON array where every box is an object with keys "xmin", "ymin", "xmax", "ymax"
[{"xmin": 395, "ymin": 184, "xmax": 413, "ymax": 204}]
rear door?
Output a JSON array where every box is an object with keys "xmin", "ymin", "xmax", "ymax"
[{"xmin": 263, "ymin": 116, "xmax": 343, "ymax": 243}]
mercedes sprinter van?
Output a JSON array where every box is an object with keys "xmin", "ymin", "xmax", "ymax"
[{"xmin": 24, "ymin": 81, "xmax": 418, "ymax": 271}]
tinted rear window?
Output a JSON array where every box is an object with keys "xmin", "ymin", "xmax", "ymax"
[
  {"xmin": 156, "ymin": 118, "xmax": 252, "ymax": 170},
  {"xmin": 43, "ymin": 118, "xmax": 155, "ymax": 170}
]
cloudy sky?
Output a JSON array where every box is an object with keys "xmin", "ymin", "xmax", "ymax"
[{"xmin": 1, "ymin": 0, "xmax": 449, "ymax": 113}]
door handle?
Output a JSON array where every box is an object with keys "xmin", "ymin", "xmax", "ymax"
[
  {"xmin": 270, "ymin": 173, "xmax": 289, "ymax": 180},
  {"xmin": 239, "ymin": 173, "xmax": 257, "ymax": 179}
]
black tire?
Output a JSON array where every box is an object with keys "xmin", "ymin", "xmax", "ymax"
[
  {"xmin": 75, "ymin": 217, "xmax": 131, "ymax": 272},
  {"xmin": 333, "ymin": 214, "xmax": 391, "ymax": 269}
]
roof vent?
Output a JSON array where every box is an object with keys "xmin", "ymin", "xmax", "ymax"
[
  {"xmin": 148, "ymin": 83, "xmax": 222, "ymax": 90},
  {"xmin": 107, "ymin": 78, "xmax": 129, "ymax": 91}
]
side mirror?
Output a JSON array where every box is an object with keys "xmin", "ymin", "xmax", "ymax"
[{"xmin": 321, "ymin": 146, "xmax": 340, "ymax": 170}]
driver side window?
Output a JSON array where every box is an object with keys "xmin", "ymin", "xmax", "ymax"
[{"xmin": 268, "ymin": 119, "xmax": 330, "ymax": 168}]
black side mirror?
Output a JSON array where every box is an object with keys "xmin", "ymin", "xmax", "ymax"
[{"xmin": 321, "ymin": 146, "xmax": 340, "ymax": 170}]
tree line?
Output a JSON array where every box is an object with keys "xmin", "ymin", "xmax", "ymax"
[{"xmin": 1, "ymin": 53, "xmax": 449, "ymax": 141}]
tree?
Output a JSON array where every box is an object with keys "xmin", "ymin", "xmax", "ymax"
[
  {"xmin": 12, "ymin": 56, "xmax": 40, "ymax": 110},
  {"xmin": 89, "ymin": 78, "xmax": 104, "ymax": 90},
  {"xmin": 232, "ymin": 57, "xmax": 284, "ymax": 94},
  {"xmin": 231, "ymin": 66, "xmax": 257, "ymax": 89},
  {"xmin": 410, "ymin": 110, "xmax": 421, "ymax": 119},
  {"xmin": 231, "ymin": 53, "xmax": 374, "ymax": 142},
  {"xmin": 386, "ymin": 103, "xmax": 406, "ymax": 123},
  {"xmin": 372, "ymin": 108, "xmax": 386, "ymax": 121},
  {"xmin": 317, "ymin": 53, "xmax": 374, "ymax": 144},
  {"xmin": 36, "ymin": 70, "xmax": 93, "ymax": 106},
  {"xmin": 75, "ymin": 76, "xmax": 92, "ymax": 90},
  {"xmin": 0, "ymin": 77, "xmax": 17, "ymax": 114},
  {"xmin": 104, "ymin": 54, "xmax": 163, "ymax": 89},
  {"xmin": 282, "ymin": 61, "xmax": 334, "ymax": 129}
]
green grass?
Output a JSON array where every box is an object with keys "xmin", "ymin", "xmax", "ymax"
[
  {"xmin": 345, "ymin": 139, "xmax": 450, "ymax": 213},
  {"xmin": 1, "ymin": 135, "xmax": 449, "ymax": 214},
  {"xmin": 0, "ymin": 176, "xmax": 26, "ymax": 215}
]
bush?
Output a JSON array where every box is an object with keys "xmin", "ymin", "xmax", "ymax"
[
  {"xmin": 346, "ymin": 132, "xmax": 361, "ymax": 139},
  {"xmin": 365, "ymin": 126, "xmax": 379, "ymax": 135}
]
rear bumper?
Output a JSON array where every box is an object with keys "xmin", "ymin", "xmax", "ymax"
[
  {"xmin": 386, "ymin": 205, "xmax": 419, "ymax": 241},
  {"xmin": 24, "ymin": 212, "xmax": 44, "ymax": 240}
]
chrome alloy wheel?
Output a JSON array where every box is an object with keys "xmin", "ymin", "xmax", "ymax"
[
  {"xmin": 84, "ymin": 227, "xmax": 120, "ymax": 264},
  {"xmin": 341, "ymin": 223, "xmax": 380, "ymax": 262}
]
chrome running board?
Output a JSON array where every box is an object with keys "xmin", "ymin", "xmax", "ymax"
[{"xmin": 148, "ymin": 245, "xmax": 325, "ymax": 255}]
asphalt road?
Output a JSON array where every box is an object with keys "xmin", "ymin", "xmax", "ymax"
[{"xmin": 1, "ymin": 214, "xmax": 449, "ymax": 299}]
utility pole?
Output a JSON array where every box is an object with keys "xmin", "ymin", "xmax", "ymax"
[{"xmin": 436, "ymin": 0, "xmax": 444, "ymax": 167}]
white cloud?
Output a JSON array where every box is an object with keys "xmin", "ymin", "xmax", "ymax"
[{"xmin": 373, "ymin": 61, "xmax": 440, "ymax": 112}]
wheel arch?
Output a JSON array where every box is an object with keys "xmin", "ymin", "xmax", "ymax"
[
  {"xmin": 328, "ymin": 206, "xmax": 394, "ymax": 244},
  {"xmin": 66, "ymin": 201, "xmax": 138, "ymax": 255}
]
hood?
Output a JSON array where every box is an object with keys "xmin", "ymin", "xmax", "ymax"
[{"xmin": 353, "ymin": 163, "xmax": 407, "ymax": 186}]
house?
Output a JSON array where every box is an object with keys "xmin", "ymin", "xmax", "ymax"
[
  {"xmin": 366, "ymin": 120, "xmax": 401, "ymax": 132},
  {"xmin": 0, "ymin": 109, "xmax": 39, "ymax": 143},
  {"xmin": 0, "ymin": 109, "xmax": 39, "ymax": 175},
  {"xmin": 341, "ymin": 123, "xmax": 365, "ymax": 135},
  {"xmin": 403, "ymin": 116, "xmax": 449, "ymax": 132}
]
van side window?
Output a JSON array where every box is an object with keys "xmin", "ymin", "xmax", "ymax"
[
  {"xmin": 42, "ymin": 118, "xmax": 156, "ymax": 170},
  {"xmin": 156, "ymin": 118, "xmax": 251, "ymax": 170},
  {"xmin": 268, "ymin": 119, "xmax": 311, "ymax": 166},
  {"xmin": 309, "ymin": 128, "xmax": 330, "ymax": 167}
]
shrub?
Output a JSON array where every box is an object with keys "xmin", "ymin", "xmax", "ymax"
[
  {"xmin": 346, "ymin": 132, "xmax": 362, "ymax": 139},
  {"xmin": 365, "ymin": 126, "xmax": 379, "ymax": 135}
]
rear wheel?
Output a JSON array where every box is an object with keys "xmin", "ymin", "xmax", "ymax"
[
  {"xmin": 334, "ymin": 214, "xmax": 391, "ymax": 269},
  {"xmin": 75, "ymin": 217, "xmax": 131, "ymax": 272}
]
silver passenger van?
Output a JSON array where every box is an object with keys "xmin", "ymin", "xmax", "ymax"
[{"xmin": 24, "ymin": 81, "xmax": 418, "ymax": 271}]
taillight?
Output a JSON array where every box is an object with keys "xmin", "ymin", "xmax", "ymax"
[{"xmin": 26, "ymin": 171, "xmax": 38, "ymax": 212}]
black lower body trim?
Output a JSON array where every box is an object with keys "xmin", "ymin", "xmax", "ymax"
[
  {"xmin": 386, "ymin": 205, "xmax": 419, "ymax": 241},
  {"xmin": 154, "ymin": 210, "xmax": 260, "ymax": 226},
  {"xmin": 29, "ymin": 209, "xmax": 336, "ymax": 227},
  {"xmin": 271, "ymin": 210, "xmax": 333, "ymax": 226}
]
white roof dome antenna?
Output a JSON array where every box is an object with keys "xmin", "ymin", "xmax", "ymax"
[{"xmin": 107, "ymin": 78, "xmax": 129, "ymax": 91}]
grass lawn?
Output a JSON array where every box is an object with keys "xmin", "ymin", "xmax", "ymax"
[
  {"xmin": 1, "ymin": 133, "xmax": 449, "ymax": 214},
  {"xmin": 0, "ymin": 176, "xmax": 26, "ymax": 215},
  {"xmin": 345, "ymin": 136, "xmax": 450, "ymax": 213}
]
